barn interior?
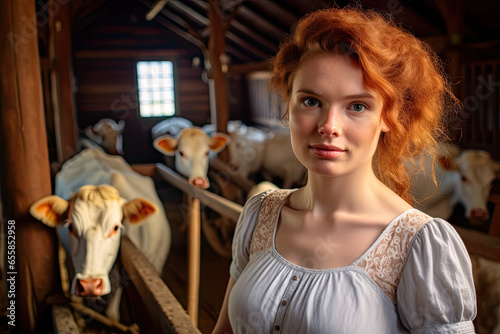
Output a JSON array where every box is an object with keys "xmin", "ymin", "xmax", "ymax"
[{"xmin": 1, "ymin": 0, "xmax": 500, "ymax": 333}]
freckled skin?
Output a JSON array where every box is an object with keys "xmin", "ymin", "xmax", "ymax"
[{"xmin": 288, "ymin": 54, "xmax": 389, "ymax": 180}]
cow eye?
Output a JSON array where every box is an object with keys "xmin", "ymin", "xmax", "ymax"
[
  {"xmin": 461, "ymin": 175, "xmax": 467, "ymax": 182},
  {"xmin": 179, "ymin": 151, "xmax": 185, "ymax": 157},
  {"xmin": 64, "ymin": 220, "xmax": 78, "ymax": 237},
  {"xmin": 108, "ymin": 224, "xmax": 122, "ymax": 238},
  {"xmin": 205, "ymin": 151, "xmax": 209, "ymax": 157}
]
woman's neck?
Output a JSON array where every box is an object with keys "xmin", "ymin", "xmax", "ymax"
[{"xmin": 289, "ymin": 167, "xmax": 393, "ymax": 218}]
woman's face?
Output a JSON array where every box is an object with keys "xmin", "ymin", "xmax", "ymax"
[{"xmin": 288, "ymin": 53, "xmax": 389, "ymax": 178}]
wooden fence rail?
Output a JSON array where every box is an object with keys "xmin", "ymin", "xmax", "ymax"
[
  {"xmin": 120, "ymin": 236, "xmax": 202, "ymax": 334},
  {"xmin": 156, "ymin": 163, "xmax": 243, "ymax": 326}
]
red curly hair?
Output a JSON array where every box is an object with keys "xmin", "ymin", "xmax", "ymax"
[{"xmin": 269, "ymin": 6, "xmax": 459, "ymax": 203}]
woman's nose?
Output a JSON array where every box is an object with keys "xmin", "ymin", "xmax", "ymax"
[{"xmin": 318, "ymin": 108, "xmax": 341, "ymax": 137}]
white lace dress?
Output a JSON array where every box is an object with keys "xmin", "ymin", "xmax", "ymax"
[{"xmin": 228, "ymin": 189, "xmax": 476, "ymax": 334}]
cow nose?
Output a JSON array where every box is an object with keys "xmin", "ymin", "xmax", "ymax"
[
  {"xmin": 76, "ymin": 278, "xmax": 104, "ymax": 296},
  {"xmin": 189, "ymin": 177, "xmax": 209, "ymax": 189},
  {"xmin": 228, "ymin": 161, "xmax": 240, "ymax": 171},
  {"xmin": 468, "ymin": 208, "xmax": 489, "ymax": 221}
]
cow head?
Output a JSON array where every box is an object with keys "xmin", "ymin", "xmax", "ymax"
[
  {"xmin": 30, "ymin": 185, "xmax": 157, "ymax": 297},
  {"xmin": 85, "ymin": 119, "xmax": 125, "ymax": 155},
  {"xmin": 153, "ymin": 127, "xmax": 230, "ymax": 189},
  {"xmin": 439, "ymin": 150, "xmax": 500, "ymax": 221}
]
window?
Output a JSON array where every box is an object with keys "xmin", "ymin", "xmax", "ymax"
[
  {"xmin": 136, "ymin": 60, "xmax": 176, "ymax": 117},
  {"xmin": 248, "ymin": 71, "xmax": 285, "ymax": 127}
]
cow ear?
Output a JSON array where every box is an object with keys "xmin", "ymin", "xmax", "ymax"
[
  {"xmin": 438, "ymin": 155, "xmax": 459, "ymax": 171},
  {"xmin": 208, "ymin": 133, "xmax": 230, "ymax": 153},
  {"xmin": 30, "ymin": 196, "xmax": 69, "ymax": 228},
  {"xmin": 117, "ymin": 120, "xmax": 125, "ymax": 132},
  {"xmin": 123, "ymin": 198, "xmax": 158, "ymax": 224},
  {"xmin": 153, "ymin": 135, "xmax": 178, "ymax": 156}
]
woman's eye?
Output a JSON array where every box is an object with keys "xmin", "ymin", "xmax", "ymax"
[
  {"xmin": 350, "ymin": 104, "xmax": 366, "ymax": 112},
  {"xmin": 303, "ymin": 98, "xmax": 320, "ymax": 107}
]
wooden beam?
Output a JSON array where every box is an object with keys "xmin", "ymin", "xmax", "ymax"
[
  {"xmin": 50, "ymin": 0, "xmax": 78, "ymax": 162},
  {"xmin": 74, "ymin": 49, "xmax": 189, "ymax": 59},
  {"xmin": 454, "ymin": 226, "xmax": 500, "ymax": 262},
  {"xmin": 210, "ymin": 157, "xmax": 256, "ymax": 193},
  {"xmin": 228, "ymin": 60, "xmax": 270, "ymax": 74},
  {"xmin": 156, "ymin": 164, "xmax": 242, "ymax": 222},
  {"xmin": 120, "ymin": 236, "xmax": 202, "ymax": 334},
  {"xmin": 0, "ymin": 0, "xmax": 59, "ymax": 332},
  {"xmin": 168, "ymin": 0, "xmax": 210, "ymax": 26},
  {"xmin": 208, "ymin": 0, "xmax": 229, "ymax": 136},
  {"xmin": 154, "ymin": 15, "xmax": 206, "ymax": 50},
  {"xmin": 226, "ymin": 30, "xmax": 269, "ymax": 59},
  {"xmin": 230, "ymin": 20, "xmax": 278, "ymax": 52},
  {"xmin": 235, "ymin": 5, "xmax": 287, "ymax": 41}
]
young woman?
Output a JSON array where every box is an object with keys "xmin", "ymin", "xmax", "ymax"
[{"xmin": 213, "ymin": 7, "xmax": 476, "ymax": 334}]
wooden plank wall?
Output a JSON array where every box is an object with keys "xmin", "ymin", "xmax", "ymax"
[
  {"xmin": 71, "ymin": 0, "xmax": 211, "ymax": 163},
  {"xmin": 457, "ymin": 60, "xmax": 500, "ymax": 159}
]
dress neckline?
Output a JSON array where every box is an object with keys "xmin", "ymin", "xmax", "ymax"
[{"xmin": 269, "ymin": 189, "xmax": 418, "ymax": 272}]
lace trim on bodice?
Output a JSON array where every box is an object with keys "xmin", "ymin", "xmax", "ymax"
[
  {"xmin": 249, "ymin": 189, "xmax": 432, "ymax": 304},
  {"xmin": 355, "ymin": 209, "xmax": 432, "ymax": 303},
  {"xmin": 249, "ymin": 189, "xmax": 295, "ymax": 255}
]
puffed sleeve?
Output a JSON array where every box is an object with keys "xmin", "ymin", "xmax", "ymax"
[
  {"xmin": 397, "ymin": 218, "xmax": 477, "ymax": 334},
  {"xmin": 229, "ymin": 191, "xmax": 267, "ymax": 281}
]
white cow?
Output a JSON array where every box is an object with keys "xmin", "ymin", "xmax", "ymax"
[
  {"xmin": 30, "ymin": 148, "xmax": 171, "ymax": 322},
  {"xmin": 227, "ymin": 127, "xmax": 306, "ymax": 189},
  {"xmin": 227, "ymin": 131, "xmax": 266, "ymax": 179},
  {"xmin": 153, "ymin": 127, "xmax": 230, "ymax": 189},
  {"xmin": 410, "ymin": 144, "xmax": 500, "ymax": 222},
  {"xmin": 261, "ymin": 131, "xmax": 307, "ymax": 189},
  {"xmin": 84, "ymin": 118, "xmax": 125, "ymax": 155},
  {"xmin": 151, "ymin": 117, "xmax": 193, "ymax": 139}
]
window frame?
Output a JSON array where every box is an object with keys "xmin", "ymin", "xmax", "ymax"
[{"xmin": 134, "ymin": 59, "xmax": 179, "ymax": 119}]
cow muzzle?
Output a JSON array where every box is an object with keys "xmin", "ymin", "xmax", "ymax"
[
  {"xmin": 189, "ymin": 177, "xmax": 209, "ymax": 189},
  {"xmin": 468, "ymin": 208, "xmax": 489, "ymax": 222},
  {"xmin": 76, "ymin": 278, "xmax": 105, "ymax": 296}
]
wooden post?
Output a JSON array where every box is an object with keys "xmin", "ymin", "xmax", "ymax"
[
  {"xmin": 0, "ymin": 0, "xmax": 59, "ymax": 332},
  {"xmin": 207, "ymin": 0, "xmax": 243, "ymax": 204},
  {"xmin": 49, "ymin": 0, "xmax": 78, "ymax": 162},
  {"xmin": 187, "ymin": 196, "xmax": 201, "ymax": 326},
  {"xmin": 208, "ymin": 0, "xmax": 229, "ymax": 136}
]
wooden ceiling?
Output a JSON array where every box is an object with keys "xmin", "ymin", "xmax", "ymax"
[{"xmin": 69, "ymin": 0, "xmax": 500, "ymax": 64}]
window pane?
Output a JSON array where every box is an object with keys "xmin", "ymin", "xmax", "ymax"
[{"xmin": 136, "ymin": 61, "xmax": 176, "ymax": 117}]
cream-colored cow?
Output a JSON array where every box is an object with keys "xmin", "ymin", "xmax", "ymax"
[
  {"xmin": 30, "ymin": 184, "xmax": 156, "ymax": 320},
  {"xmin": 410, "ymin": 145, "xmax": 500, "ymax": 222},
  {"xmin": 154, "ymin": 127, "xmax": 230, "ymax": 189}
]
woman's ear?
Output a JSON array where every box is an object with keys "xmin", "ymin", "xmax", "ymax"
[{"xmin": 380, "ymin": 119, "xmax": 390, "ymax": 132}]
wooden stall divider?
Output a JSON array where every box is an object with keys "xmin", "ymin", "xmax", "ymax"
[
  {"xmin": 187, "ymin": 196, "xmax": 201, "ymax": 326},
  {"xmin": 121, "ymin": 236, "xmax": 202, "ymax": 334}
]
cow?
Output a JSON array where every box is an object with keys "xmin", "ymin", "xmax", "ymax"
[
  {"xmin": 151, "ymin": 116, "xmax": 193, "ymax": 139},
  {"xmin": 227, "ymin": 130, "xmax": 266, "ymax": 180},
  {"xmin": 84, "ymin": 118, "xmax": 125, "ymax": 155},
  {"xmin": 409, "ymin": 144, "xmax": 500, "ymax": 223},
  {"xmin": 30, "ymin": 147, "xmax": 171, "ymax": 322},
  {"xmin": 226, "ymin": 127, "xmax": 306, "ymax": 189},
  {"xmin": 153, "ymin": 127, "xmax": 230, "ymax": 189},
  {"xmin": 260, "ymin": 131, "xmax": 307, "ymax": 189}
]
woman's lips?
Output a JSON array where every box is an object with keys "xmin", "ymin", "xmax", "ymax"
[{"xmin": 310, "ymin": 145, "xmax": 346, "ymax": 159}]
